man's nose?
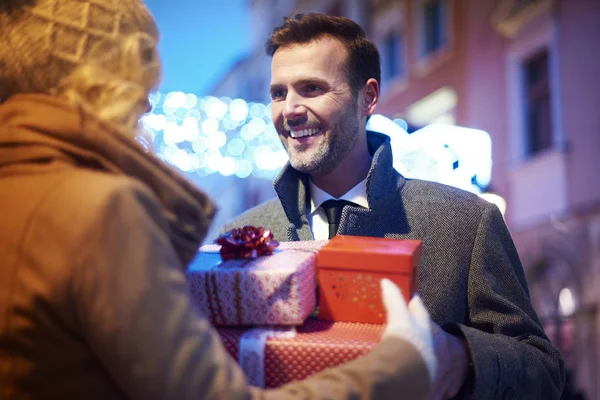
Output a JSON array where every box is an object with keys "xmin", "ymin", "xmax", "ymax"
[{"xmin": 282, "ymin": 91, "xmax": 306, "ymax": 120}]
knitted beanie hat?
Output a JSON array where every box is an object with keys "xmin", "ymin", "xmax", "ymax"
[{"xmin": 0, "ymin": 0, "xmax": 160, "ymax": 100}]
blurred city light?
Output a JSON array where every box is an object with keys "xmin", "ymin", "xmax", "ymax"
[
  {"xmin": 143, "ymin": 91, "xmax": 494, "ymax": 193},
  {"xmin": 559, "ymin": 287, "xmax": 578, "ymax": 318}
]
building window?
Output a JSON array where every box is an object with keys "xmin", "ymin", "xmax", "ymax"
[
  {"xmin": 522, "ymin": 48, "xmax": 552, "ymax": 156},
  {"xmin": 382, "ymin": 30, "xmax": 405, "ymax": 82},
  {"xmin": 420, "ymin": 0, "xmax": 448, "ymax": 57}
]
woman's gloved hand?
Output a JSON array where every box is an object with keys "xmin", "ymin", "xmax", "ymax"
[{"xmin": 380, "ymin": 279, "xmax": 436, "ymax": 382}]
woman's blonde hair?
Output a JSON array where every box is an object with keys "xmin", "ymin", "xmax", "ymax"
[
  {"xmin": 56, "ymin": 32, "xmax": 162, "ymax": 139},
  {"xmin": 0, "ymin": 0, "xmax": 161, "ymax": 139}
]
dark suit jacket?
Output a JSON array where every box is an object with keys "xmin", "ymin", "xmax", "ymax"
[{"xmin": 223, "ymin": 131, "xmax": 565, "ymax": 399}]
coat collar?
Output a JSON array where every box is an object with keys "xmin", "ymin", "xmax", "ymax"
[
  {"xmin": 274, "ymin": 131, "xmax": 405, "ymax": 219},
  {"xmin": 0, "ymin": 93, "xmax": 216, "ymax": 266},
  {"xmin": 273, "ymin": 131, "xmax": 408, "ymax": 239},
  {"xmin": 363, "ymin": 130, "xmax": 406, "ymax": 208}
]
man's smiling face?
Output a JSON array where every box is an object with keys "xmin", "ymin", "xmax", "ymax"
[{"xmin": 269, "ymin": 35, "xmax": 362, "ymax": 177}]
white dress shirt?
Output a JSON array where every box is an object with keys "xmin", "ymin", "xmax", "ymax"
[{"xmin": 308, "ymin": 178, "xmax": 370, "ymax": 240}]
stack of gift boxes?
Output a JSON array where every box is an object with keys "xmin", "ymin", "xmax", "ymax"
[{"xmin": 186, "ymin": 226, "xmax": 422, "ymax": 388}]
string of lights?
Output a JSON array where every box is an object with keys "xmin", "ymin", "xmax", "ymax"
[{"xmin": 144, "ymin": 91, "xmax": 493, "ymax": 195}]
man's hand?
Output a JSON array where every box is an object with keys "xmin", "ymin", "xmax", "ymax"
[
  {"xmin": 381, "ymin": 279, "xmax": 436, "ymax": 382},
  {"xmin": 429, "ymin": 322, "xmax": 470, "ymax": 400}
]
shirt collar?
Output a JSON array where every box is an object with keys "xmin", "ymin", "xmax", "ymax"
[{"xmin": 309, "ymin": 177, "xmax": 369, "ymax": 215}]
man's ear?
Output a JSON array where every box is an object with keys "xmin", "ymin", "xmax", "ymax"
[{"xmin": 360, "ymin": 78, "xmax": 379, "ymax": 117}]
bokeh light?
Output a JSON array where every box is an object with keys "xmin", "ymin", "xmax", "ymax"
[{"xmin": 145, "ymin": 91, "xmax": 493, "ymax": 194}]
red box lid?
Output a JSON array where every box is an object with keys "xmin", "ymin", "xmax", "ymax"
[{"xmin": 317, "ymin": 235, "xmax": 422, "ymax": 273}]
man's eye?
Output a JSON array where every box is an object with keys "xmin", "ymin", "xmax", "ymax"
[
  {"xmin": 306, "ymin": 85, "xmax": 320, "ymax": 92},
  {"xmin": 271, "ymin": 90, "xmax": 285, "ymax": 100}
]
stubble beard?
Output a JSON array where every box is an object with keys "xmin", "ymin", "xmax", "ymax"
[{"xmin": 285, "ymin": 103, "xmax": 360, "ymax": 176}]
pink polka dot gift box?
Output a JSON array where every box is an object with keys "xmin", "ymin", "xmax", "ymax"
[
  {"xmin": 217, "ymin": 317, "xmax": 383, "ymax": 388},
  {"xmin": 186, "ymin": 227, "xmax": 327, "ymax": 327}
]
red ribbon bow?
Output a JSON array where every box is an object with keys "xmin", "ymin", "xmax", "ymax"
[{"xmin": 216, "ymin": 225, "xmax": 280, "ymax": 261}]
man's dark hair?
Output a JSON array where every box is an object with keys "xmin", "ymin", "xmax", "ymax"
[{"xmin": 265, "ymin": 13, "xmax": 381, "ymax": 96}]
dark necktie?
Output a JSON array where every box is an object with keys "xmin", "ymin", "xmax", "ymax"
[{"xmin": 321, "ymin": 199, "xmax": 355, "ymax": 239}]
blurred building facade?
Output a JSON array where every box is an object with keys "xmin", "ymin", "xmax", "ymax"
[{"xmin": 211, "ymin": 0, "xmax": 600, "ymax": 397}]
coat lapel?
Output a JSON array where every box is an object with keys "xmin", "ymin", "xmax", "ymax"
[
  {"xmin": 286, "ymin": 220, "xmax": 313, "ymax": 241},
  {"xmin": 273, "ymin": 131, "xmax": 409, "ymax": 241},
  {"xmin": 273, "ymin": 164, "xmax": 314, "ymax": 241},
  {"xmin": 340, "ymin": 132, "xmax": 410, "ymax": 238},
  {"xmin": 339, "ymin": 200, "xmax": 410, "ymax": 238}
]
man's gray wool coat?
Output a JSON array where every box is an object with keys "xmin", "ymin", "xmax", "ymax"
[{"xmin": 222, "ymin": 131, "xmax": 565, "ymax": 399}]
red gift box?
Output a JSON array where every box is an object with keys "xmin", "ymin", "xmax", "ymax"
[
  {"xmin": 186, "ymin": 241, "xmax": 326, "ymax": 326},
  {"xmin": 217, "ymin": 318, "xmax": 383, "ymax": 388},
  {"xmin": 317, "ymin": 235, "xmax": 422, "ymax": 324}
]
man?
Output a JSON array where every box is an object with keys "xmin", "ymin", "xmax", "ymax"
[
  {"xmin": 0, "ymin": 1, "xmax": 437, "ymax": 399},
  {"xmin": 222, "ymin": 13, "xmax": 565, "ymax": 399}
]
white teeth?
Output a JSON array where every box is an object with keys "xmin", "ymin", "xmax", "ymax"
[{"xmin": 290, "ymin": 128, "xmax": 320, "ymax": 138}]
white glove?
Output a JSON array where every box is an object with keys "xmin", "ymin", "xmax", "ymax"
[
  {"xmin": 429, "ymin": 321, "xmax": 470, "ymax": 400},
  {"xmin": 381, "ymin": 279, "xmax": 436, "ymax": 382}
]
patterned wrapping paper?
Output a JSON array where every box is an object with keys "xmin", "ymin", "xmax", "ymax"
[
  {"xmin": 186, "ymin": 241, "xmax": 327, "ymax": 326},
  {"xmin": 218, "ymin": 318, "xmax": 384, "ymax": 388},
  {"xmin": 318, "ymin": 235, "xmax": 422, "ymax": 324}
]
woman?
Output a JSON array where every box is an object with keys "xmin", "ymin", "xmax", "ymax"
[{"xmin": 0, "ymin": 1, "xmax": 435, "ymax": 399}]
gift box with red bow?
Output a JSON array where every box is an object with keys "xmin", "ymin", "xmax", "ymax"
[{"xmin": 186, "ymin": 226, "xmax": 326, "ymax": 326}]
